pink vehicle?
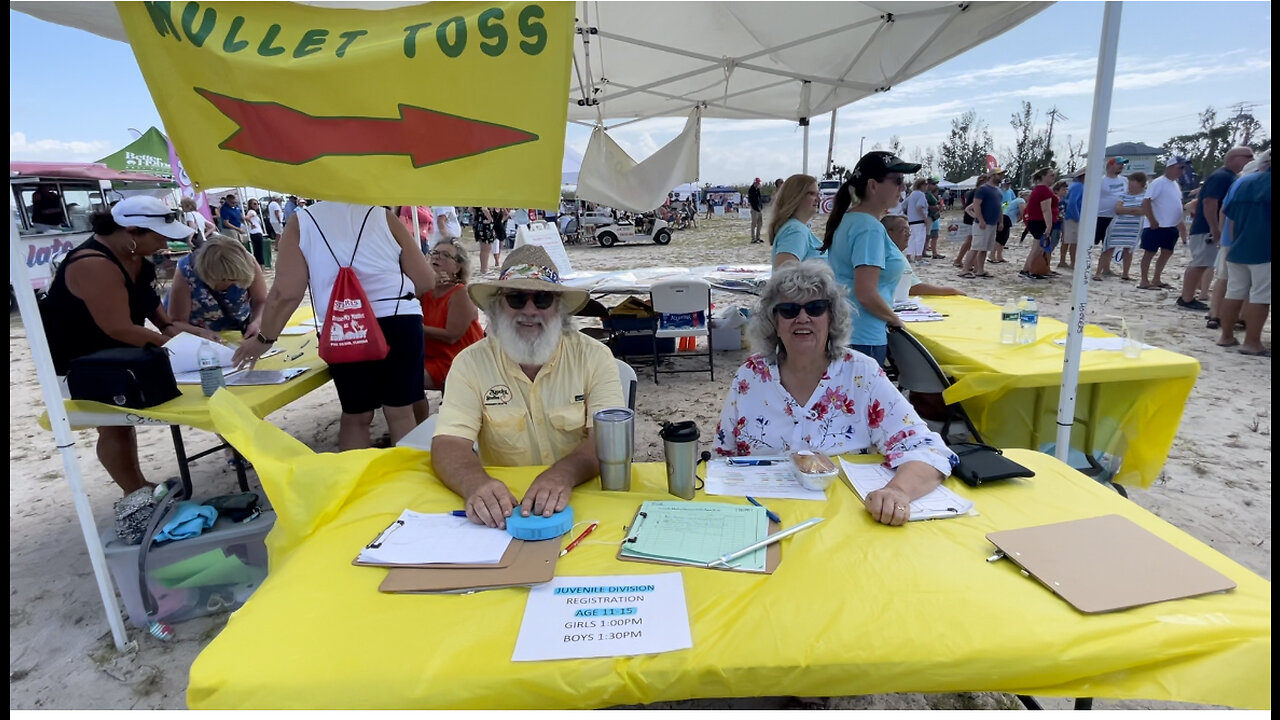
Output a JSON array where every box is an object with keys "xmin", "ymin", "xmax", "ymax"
[{"xmin": 10, "ymin": 161, "xmax": 175, "ymax": 293}]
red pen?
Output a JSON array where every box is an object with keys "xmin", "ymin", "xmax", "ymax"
[{"xmin": 560, "ymin": 522, "xmax": 599, "ymax": 557}]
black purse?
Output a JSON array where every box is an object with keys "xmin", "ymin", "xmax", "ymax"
[
  {"xmin": 950, "ymin": 443, "xmax": 1035, "ymax": 487},
  {"xmin": 66, "ymin": 345, "xmax": 181, "ymax": 409}
]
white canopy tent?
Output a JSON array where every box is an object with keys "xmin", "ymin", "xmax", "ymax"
[{"xmin": 12, "ymin": 1, "xmax": 1128, "ymax": 651}]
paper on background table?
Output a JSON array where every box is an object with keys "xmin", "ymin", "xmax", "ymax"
[
  {"xmin": 164, "ymin": 331, "xmax": 236, "ymax": 373},
  {"xmin": 279, "ymin": 325, "xmax": 316, "ymax": 336},
  {"xmin": 704, "ymin": 459, "xmax": 827, "ymax": 501},
  {"xmin": 512, "ymin": 573, "xmax": 693, "ymax": 662},
  {"xmin": 838, "ymin": 459, "xmax": 974, "ymax": 521},
  {"xmin": 1053, "ymin": 337, "xmax": 1155, "ymax": 352},
  {"xmin": 357, "ymin": 510, "xmax": 513, "ymax": 566},
  {"xmin": 620, "ymin": 501, "xmax": 768, "ymax": 571}
]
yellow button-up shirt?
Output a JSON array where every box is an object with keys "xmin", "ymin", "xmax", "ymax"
[{"xmin": 434, "ymin": 331, "xmax": 624, "ymax": 466}]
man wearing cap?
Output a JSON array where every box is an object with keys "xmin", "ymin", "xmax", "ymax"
[
  {"xmin": 1179, "ymin": 146, "xmax": 1254, "ymax": 312},
  {"xmin": 39, "ymin": 197, "xmax": 219, "ymax": 494},
  {"xmin": 1138, "ymin": 156, "xmax": 1189, "ymax": 290},
  {"xmin": 748, "ymin": 178, "xmax": 764, "ymax": 243},
  {"xmin": 1060, "ymin": 168, "xmax": 1087, "ymax": 269},
  {"xmin": 432, "ymin": 245, "xmax": 624, "ymax": 528}
]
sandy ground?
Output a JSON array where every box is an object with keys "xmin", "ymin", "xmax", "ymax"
[{"xmin": 8, "ymin": 212, "xmax": 1270, "ymax": 710}]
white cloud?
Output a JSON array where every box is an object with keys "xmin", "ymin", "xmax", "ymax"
[{"xmin": 10, "ymin": 132, "xmax": 111, "ymax": 161}]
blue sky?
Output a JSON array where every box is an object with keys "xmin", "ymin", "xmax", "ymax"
[{"xmin": 10, "ymin": 2, "xmax": 1272, "ymax": 184}]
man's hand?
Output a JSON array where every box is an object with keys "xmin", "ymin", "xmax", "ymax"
[
  {"xmin": 520, "ymin": 467, "xmax": 576, "ymax": 518},
  {"xmin": 465, "ymin": 477, "xmax": 519, "ymax": 528},
  {"xmin": 232, "ymin": 335, "xmax": 270, "ymax": 369}
]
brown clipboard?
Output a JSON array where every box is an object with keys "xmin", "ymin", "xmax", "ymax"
[
  {"xmin": 987, "ymin": 514, "xmax": 1237, "ymax": 614},
  {"xmin": 378, "ymin": 537, "xmax": 560, "ymax": 594},
  {"xmin": 614, "ymin": 506, "xmax": 782, "ymax": 575}
]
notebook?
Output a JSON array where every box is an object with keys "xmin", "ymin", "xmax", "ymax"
[
  {"xmin": 838, "ymin": 459, "xmax": 974, "ymax": 521},
  {"xmin": 617, "ymin": 501, "xmax": 777, "ymax": 573},
  {"xmin": 987, "ymin": 514, "xmax": 1237, "ymax": 613}
]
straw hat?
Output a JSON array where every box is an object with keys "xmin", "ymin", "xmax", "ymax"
[{"xmin": 467, "ymin": 245, "xmax": 589, "ymax": 314}]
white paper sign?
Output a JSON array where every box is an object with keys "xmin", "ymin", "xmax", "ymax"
[
  {"xmin": 515, "ymin": 221, "xmax": 574, "ymax": 276},
  {"xmin": 704, "ymin": 459, "xmax": 827, "ymax": 501},
  {"xmin": 163, "ymin": 331, "xmax": 235, "ymax": 373},
  {"xmin": 512, "ymin": 573, "xmax": 692, "ymax": 662}
]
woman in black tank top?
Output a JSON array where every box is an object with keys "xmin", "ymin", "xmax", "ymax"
[{"xmin": 40, "ymin": 201, "xmax": 219, "ymax": 494}]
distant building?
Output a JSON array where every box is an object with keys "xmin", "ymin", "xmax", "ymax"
[{"xmin": 1103, "ymin": 141, "xmax": 1164, "ymax": 175}]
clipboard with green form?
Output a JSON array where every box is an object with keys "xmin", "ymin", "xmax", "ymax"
[{"xmin": 617, "ymin": 501, "xmax": 774, "ymax": 573}]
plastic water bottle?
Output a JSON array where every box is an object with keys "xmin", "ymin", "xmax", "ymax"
[
  {"xmin": 1000, "ymin": 298, "xmax": 1020, "ymax": 344},
  {"xmin": 198, "ymin": 341, "xmax": 225, "ymax": 397},
  {"xmin": 1018, "ymin": 297, "xmax": 1039, "ymax": 345}
]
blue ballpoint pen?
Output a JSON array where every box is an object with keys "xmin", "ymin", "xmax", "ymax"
[
  {"xmin": 450, "ymin": 510, "xmax": 469, "ymax": 517},
  {"xmin": 745, "ymin": 496, "xmax": 781, "ymax": 524}
]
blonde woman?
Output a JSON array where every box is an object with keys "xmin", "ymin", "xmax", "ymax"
[
  {"xmin": 167, "ymin": 235, "xmax": 267, "ymax": 338},
  {"xmin": 768, "ymin": 174, "xmax": 826, "ymax": 269},
  {"xmin": 412, "ymin": 238, "xmax": 485, "ymax": 423}
]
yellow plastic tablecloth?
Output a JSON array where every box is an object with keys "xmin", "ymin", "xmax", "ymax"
[
  {"xmin": 905, "ymin": 295, "xmax": 1201, "ymax": 487},
  {"xmin": 39, "ymin": 309, "xmax": 329, "ymax": 433},
  {"xmin": 186, "ymin": 393, "xmax": 1270, "ymax": 710}
]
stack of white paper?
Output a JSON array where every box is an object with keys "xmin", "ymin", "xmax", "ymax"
[
  {"xmin": 837, "ymin": 459, "xmax": 974, "ymax": 521},
  {"xmin": 357, "ymin": 510, "xmax": 513, "ymax": 565},
  {"xmin": 704, "ymin": 459, "xmax": 826, "ymax": 501},
  {"xmin": 163, "ymin": 332, "xmax": 235, "ymax": 373}
]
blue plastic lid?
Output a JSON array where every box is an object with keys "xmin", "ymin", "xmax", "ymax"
[{"xmin": 506, "ymin": 506, "xmax": 574, "ymax": 541}]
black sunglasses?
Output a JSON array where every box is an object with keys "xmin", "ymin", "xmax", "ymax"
[
  {"xmin": 503, "ymin": 291, "xmax": 556, "ymax": 310},
  {"xmin": 773, "ymin": 299, "xmax": 831, "ymax": 320},
  {"xmin": 122, "ymin": 210, "xmax": 181, "ymax": 223}
]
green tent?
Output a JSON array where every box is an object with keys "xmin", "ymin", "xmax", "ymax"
[{"xmin": 97, "ymin": 126, "xmax": 171, "ymax": 177}]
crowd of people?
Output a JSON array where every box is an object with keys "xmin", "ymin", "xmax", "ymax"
[{"xmin": 40, "ymin": 144, "xmax": 1268, "ymax": 541}]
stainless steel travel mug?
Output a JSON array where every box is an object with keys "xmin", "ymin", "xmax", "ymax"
[
  {"xmin": 659, "ymin": 421, "xmax": 700, "ymax": 500},
  {"xmin": 593, "ymin": 408, "xmax": 634, "ymax": 491}
]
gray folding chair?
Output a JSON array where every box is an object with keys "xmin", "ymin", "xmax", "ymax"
[
  {"xmin": 615, "ymin": 359, "xmax": 638, "ymax": 410},
  {"xmin": 885, "ymin": 328, "xmax": 982, "ymax": 445}
]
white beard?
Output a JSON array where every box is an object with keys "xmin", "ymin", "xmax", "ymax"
[{"xmin": 492, "ymin": 311, "xmax": 562, "ymax": 366}]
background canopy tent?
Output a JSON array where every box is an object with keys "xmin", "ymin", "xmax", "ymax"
[
  {"xmin": 10, "ymin": 0, "xmax": 1061, "ymax": 651},
  {"xmin": 96, "ymin": 127, "xmax": 172, "ymax": 178}
]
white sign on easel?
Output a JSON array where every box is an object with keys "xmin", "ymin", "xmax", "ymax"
[
  {"xmin": 738, "ymin": 208, "xmax": 752, "ymax": 220},
  {"xmin": 515, "ymin": 222, "xmax": 573, "ymax": 276},
  {"xmin": 511, "ymin": 573, "xmax": 692, "ymax": 662}
]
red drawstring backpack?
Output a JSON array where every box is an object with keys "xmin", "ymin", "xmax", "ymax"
[{"xmin": 301, "ymin": 207, "xmax": 390, "ymax": 364}]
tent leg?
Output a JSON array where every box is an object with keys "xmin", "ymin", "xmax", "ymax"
[
  {"xmin": 9, "ymin": 220, "xmax": 130, "ymax": 651},
  {"xmin": 1055, "ymin": 1, "xmax": 1122, "ymax": 465},
  {"xmin": 802, "ymin": 123, "xmax": 811, "ymax": 175}
]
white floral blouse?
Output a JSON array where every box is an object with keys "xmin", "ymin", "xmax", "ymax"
[{"xmin": 713, "ymin": 349, "xmax": 956, "ymax": 477}]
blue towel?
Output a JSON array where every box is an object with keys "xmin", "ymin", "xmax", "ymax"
[{"xmin": 154, "ymin": 502, "xmax": 218, "ymax": 543}]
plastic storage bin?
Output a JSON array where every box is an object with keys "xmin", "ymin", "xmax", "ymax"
[{"xmin": 101, "ymin": 511, "xmax": 275, "ymax": 628}]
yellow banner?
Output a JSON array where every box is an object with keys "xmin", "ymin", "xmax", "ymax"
[{"xmin": 116, "ymin": 1, "xmax": 573, "ymax": 207}]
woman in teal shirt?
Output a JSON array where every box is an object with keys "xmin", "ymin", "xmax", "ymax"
[
  {"xmin": 820, "ymin": 151, "xmax": 922, "ymax": 366},
  {"xmin": 769, "ymin": 174, "xmax": 826, "ymax": 268}
]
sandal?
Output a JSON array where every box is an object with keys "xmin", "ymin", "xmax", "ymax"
[
  {"xmin": 1121, "ymin": 275, "xmax": 1134, "ymax": 281},
  {"xmin": 1239, "ymin": 348, "xmax": 1271, "ymax": 357},
  {"xmin": 1154, "ymin": 282, "xmax": 1173, "ymax": 290},
  {"xmin": 1092, "ymin": 275, "xmax": 1103, "ymax": 282},
  {"xmin": 1206, "ymin": 317, "xmax": 1221, "ymax": 330},
  {"xmin": 1216, "ymin": 339, "xmax": 1240, "ymax": 348},
  {"xmin": 959, "ymin": 271, "xmax": 976, "ymax": 279},
  {"xmin": 975, "ymin": 272, "xmax": 995, "ymax": 278}
]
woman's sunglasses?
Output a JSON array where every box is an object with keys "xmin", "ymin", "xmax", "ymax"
[
  {"xmin": 772, "ymin": 299, "xmax": 831, "ymax": 319},
  {"xmin": 503, "ymin": 291, "xmax": 556, "ymax": 310},
  {"xmin": 122, "ymin": 210, "xmax": 182, "ymax": 224},
  {"xmin": 428, "ymin": 249, "xmax": 462, "ymax": 263}
]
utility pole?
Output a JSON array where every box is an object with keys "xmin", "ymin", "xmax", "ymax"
[
  {"xmin": 825, "ymin": 108, "xmax": 838, "ymax": 179},
  {"xmin": 1045, "ymin": 107, "xmax": 1067, "ymax": 167},
  {"xmin": 859, "ymin": 136, "xmax": 866, "ymax": 158},
  {"xmin": 1228, "ymin": 101, "xmax": 1258, "ymax": 145}
]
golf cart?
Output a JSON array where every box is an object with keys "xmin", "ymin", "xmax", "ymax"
[{"xmin": 593, "ymin": 213, "xmax": 672, "ymax": 247}]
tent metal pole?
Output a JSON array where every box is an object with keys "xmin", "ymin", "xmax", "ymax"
[
  {"xmin": 1055, "ymin": 1, "xmax": 1123, "ymax": 467},
  {"xmin": 411, "ymin": 206, "xmax": 421, "ymax": 250},
  {"xmin": 803, "ymin": 124, "xmax": 810, "ymax": 174},
  {"xmin": 8, "ymin": 220, "xmax": 130, "ymax": 651}
]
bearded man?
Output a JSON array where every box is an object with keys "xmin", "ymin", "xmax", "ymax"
[{"xmin": 431, "ymin": 245, "xmax": 624, "ymax": 528}]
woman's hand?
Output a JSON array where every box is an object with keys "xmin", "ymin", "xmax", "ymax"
[
  {"xmin": 232, "ymin": 336, "xmax": 270, "ymax": 369},
  {"xmin": 242, "ymin": 319, "xmax": 262, "ymax": 341},
  {"xmin": 865, "ymin": 486, "xmax": 913, "ymax": 526}
]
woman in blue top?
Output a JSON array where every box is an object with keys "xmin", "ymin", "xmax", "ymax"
[
  {"xmin": 768, "ymin": 174, "xmax": 826, "ymax": 269},
  {"xmin": 820, "ymin": 151, "xmax": 922, "ymax": 366},
  {"xmin": 168, "ymin": 235, "xmax": 267, "ymax": 338}
]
